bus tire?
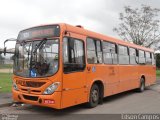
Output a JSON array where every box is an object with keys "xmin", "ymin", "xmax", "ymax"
[
  {"xmin": 137, "ymin": 77, "xmax": 145, "ymax": 92},
  {"xmin": 86, "ymin": 84, "xmax": 99, "ymax": 108}
]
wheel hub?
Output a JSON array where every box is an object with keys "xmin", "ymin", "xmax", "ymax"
[{"xmin": 92, "ymin": 89, "xmax": 98, "ymax": 102}]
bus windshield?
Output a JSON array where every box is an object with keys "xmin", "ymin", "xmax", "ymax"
[{"xmin": 13, "ymin": 39, "xmax": 59, "ymax": 78}]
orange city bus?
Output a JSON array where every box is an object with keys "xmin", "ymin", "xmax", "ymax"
[{"xmin": 12, "ymin": 23, "xmax": 156, "ymax": 109}]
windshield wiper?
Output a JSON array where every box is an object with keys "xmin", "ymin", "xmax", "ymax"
[
  {"xmin": 33, "ymin": 38, "xmax": 47, "ymax": 54},
  {"xmin": 29, "ymin": 38, "xmax": 48, "ymax": 76}
]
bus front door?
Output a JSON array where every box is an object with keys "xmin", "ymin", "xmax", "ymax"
[{"xmin": 61, "ymin": 33, "xmax": 87, "ymax": 108}]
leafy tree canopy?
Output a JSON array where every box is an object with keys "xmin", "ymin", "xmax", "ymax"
[{"xmin": 113, "ymin": 5, "xmax": 160, "ymax": 48}]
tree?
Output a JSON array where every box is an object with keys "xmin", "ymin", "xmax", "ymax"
[{"xmin": 113, "ymin": 5, "xmax": 160, "ymax": 48}]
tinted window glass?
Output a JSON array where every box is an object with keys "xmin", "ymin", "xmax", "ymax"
[
  {"xmin": 103, "ymin": 41, "xmax": 117, "ymax": 64},
  {"xmin": 152, "ymin": 53, "xmax": 155, "ymax": 65},
  {"xmin": 87, "ymin": 38, "xmax": 96, "ymax": 51},
  {"xmin": 146, "ymin": 52, "xmax": 152, "ymax": 65},
  {"xmin": 139, "ymin": 50, "xmax": 145, "ymax": 64},
  {"xmin": 119, "ymin": 45, "xmax": 128, "ymax": 55},
  {"xmin": 139, "ymin": 50, "xmax": 145, "ymax": 57},
  {"xmin": 119, "ymin": 45, "xmax": 129, "ymax": 64},
  {"xmin": 129, "ymin": 48, "xmax": 138, "ymax": 64},
  {"xmin": 96, "ymin": 40, "xmax": 103, "ymax": 63},
  {"xmin": 87, "ymin": 38, "xmax": 102, "ymax": 64},
  {"xmin": 63, "ymin": 38, "xmax": 69, "ymax": 63},
  {"xmin": 63, "ymin": 37, "xmax": 85, "ymax": 73},
  {"xmin": 87, "ymin": 38, "xmax": 97, "ymax": 64}
]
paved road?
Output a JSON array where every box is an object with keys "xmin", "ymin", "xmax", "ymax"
[{"xmin": 0, "ymin": 84, "xmax": 160, "ymax": 119}]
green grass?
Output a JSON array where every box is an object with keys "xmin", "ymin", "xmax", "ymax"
[
  {"xmin": 0, "ymin": 64, "xmax": 13, "ymax": 69},
  {"xmin": 0, "ymin": 73, "xmax": 12, "ymax": 93},
  {"xmin": 156, "ymin": 70, "xmax": 160, "ymax": 78}
]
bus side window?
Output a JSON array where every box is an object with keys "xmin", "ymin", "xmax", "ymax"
[
  {"xmin": 129, "ymin": 47, "xmax": 137, "ymax": 64},
  {"xmin": 103, "ymin": 41, "xmax": 117, "ymax": 64},
  {"xmin": 63, "ymin": 38, "xmax": 69, "ymax": 63},
  {"xmin": 136, "ymin": 49, "xmax": 139, "ymax": 63},
  {"xmin": 96, "ymin": 40, "xmax": 103, "ymax": 63},
  {"xmin": 145, "ymin": 52, "xmax": 152, "ymax": 65},
  {"xmin": 87, "ymin": 38, "xmax": 104, "ymax": 64},
  {"xmin": 118, "ymin": 45, "xmax": 129, "ymax": 64},
  {"xmin": 63, "ymin": 37, "xmax": 85, "ymax": 73},
  {"xmin": 139, "ymin": 50, "xmax": 146, "ymax": 65},
  {"xmin": 113, "ymin": 44, "xmax": 118, "ymax": 64},
  {"xmin": 87, "ymin": 38, "xmax": 97, "ymax": 64},
  {"xmin": 152, "ymin": 53, "xmax": 155, "ymax": 65}
]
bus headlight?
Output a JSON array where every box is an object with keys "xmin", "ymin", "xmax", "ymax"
[
  {"xmin": 43, "ymin": 82, "xmax": 60, "ymax": 95},
  {"xmin": 13, "ymin": 81, "xmax": 19, "ymax": 91}
]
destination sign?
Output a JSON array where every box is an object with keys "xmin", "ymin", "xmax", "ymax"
[{"xmin": 18, "ymin": 25, "xmax": 60, "ymax": 41}]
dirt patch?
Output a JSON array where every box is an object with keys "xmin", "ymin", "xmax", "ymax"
[{"xmin": 0, "ymin": 69, "xmax": 13, "ymax": 73}]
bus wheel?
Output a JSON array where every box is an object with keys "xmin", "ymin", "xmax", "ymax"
[
  {"xmin": 87, "ymin": 84, "xmax": 99, "ymax": 108},
  {"xmin": 138, "ymin": 77, "xmax": 145, "ymax": 92}
]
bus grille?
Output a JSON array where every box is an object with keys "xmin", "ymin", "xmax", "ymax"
[
  {"xmin": 23, "ymin": 95, "xmax": 38, "ymax": 101},
  {"xmin": 19, "ymin": 81, "xmax": 46, "ymax": 88},
  {"xmin": 21, "ymin": 88, "xmax": 41, "ymax": 93}
]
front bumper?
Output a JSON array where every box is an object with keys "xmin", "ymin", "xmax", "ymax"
[{"xmin": 12, "ymin": 88, "xmax": 62, "ymax": 109}]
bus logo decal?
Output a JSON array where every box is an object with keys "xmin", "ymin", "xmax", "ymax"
[
  {"xmin": 92, "ymin": 66, "xmax": 96, "ymax": 72},
  {"xmin": 87, "ymin": 66, "xmax": 91, "ymax": 71}
]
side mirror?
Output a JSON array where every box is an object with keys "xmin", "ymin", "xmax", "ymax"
[{"xmin": 3, "ymin": 38, "xmax": 17, "ymax": 56}]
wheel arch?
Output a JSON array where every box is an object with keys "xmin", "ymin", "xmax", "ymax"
[
  {"xmin": 141, "ymin": 75, "xmax": 146, "ymax": 84},
  {"xmin": 88, "ymin": 80, "xmax": 105, "ymax": 103}
]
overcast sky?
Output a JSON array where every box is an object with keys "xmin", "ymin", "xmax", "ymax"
[{"xmin": 0, "ymin": 0, "xmax": 159, "ymax": 48}]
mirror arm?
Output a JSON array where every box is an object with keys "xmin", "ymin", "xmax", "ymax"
[{"xmin": 3, "ymin": 38, "xmax": 17, "ymax": 56}]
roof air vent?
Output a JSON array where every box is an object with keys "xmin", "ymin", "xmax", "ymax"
[{"xmin": 75, "ymin": 25, "xmax": 84, "ymax": 29}]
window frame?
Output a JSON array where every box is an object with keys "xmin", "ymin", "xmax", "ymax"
[
  {"xmin": 118, "ymin": 44, "xmax": 130, "ymax": 65},
  {"xmin": 96, "ymin": 39, "xmax": 103, "ymax": 64},
  {"xmin": 86, "ymin": 37, "xmax": 103, "ymax": 64},
  {"xmin": 102, "ymin": 41, "xmax": 118, "ymax": 65},
  {"xmin": 152, "ymin": 53, "xmax": 155, "ymax": 65},
  {"xmin": 129, "ymin": 47, "xmax": 138, "ymax": 65},
  {"xmin": 138, "ymin": 49, "xmax": 146, "ymax": 65},
  {"xmin": 145, "ymin": 51, "xmax": 152, "ymax": 65},
  {"xmin": 63, "ymin": 37, "xmax": 86, "ymax": 73}
]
